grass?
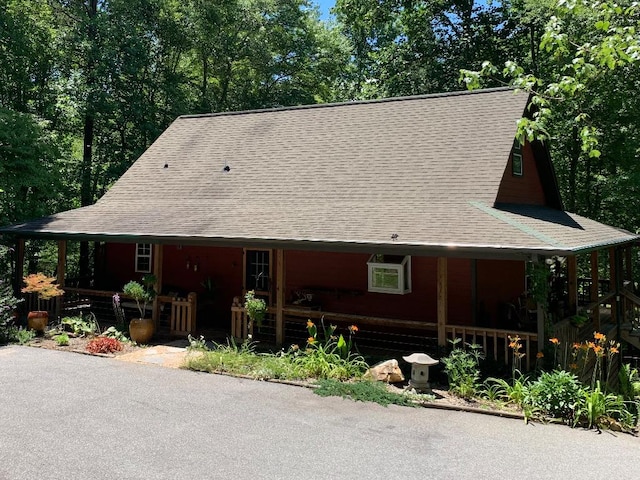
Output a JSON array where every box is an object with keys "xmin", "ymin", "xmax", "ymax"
[{"xmin": 184, "ymin": 339, "xmax": 368, "ymax": 381}]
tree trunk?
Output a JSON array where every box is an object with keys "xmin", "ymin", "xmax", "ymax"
[
  {"xmin": 79, "ymin": 0, "xmax": 98, "ymax": 286},
  {"xmin": 567, "ymin": 126, "xmax": 579, "ymax": 212}
]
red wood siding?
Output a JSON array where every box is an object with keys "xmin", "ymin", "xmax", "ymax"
[
  {"xmin": 476, "ymin": 259, "xmax": 525, "ymax": 329},
  {"xmin": 495, "ymin": 141, "xmax": 546, "ymax": 205},
  {"xmin": 285, "ymin": 251, "xmax": 473, "ymax": 324},
  {"xmin": 103, "ymin": 245, "xmax": 527, "ymax": 332},
  {"xmin": 105, "ymin": 243, "xmax": 243, "ymax": 329}
]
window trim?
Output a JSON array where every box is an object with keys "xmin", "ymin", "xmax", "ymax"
[
  {"xmin": 135, "ymin": 243, "xmax": 152, "ymax": 273},
  {"xmin": 367, "ymin": 254, "xmax": 412, "ymax": 295},
  {"xmin": 512, "ymin": 144, "xmax": 523, "ymax": 176}
]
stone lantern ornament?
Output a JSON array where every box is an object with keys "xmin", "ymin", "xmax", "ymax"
[{"xmin": 403, "ymin": 353, "xmax": 439, "ymax": 392}]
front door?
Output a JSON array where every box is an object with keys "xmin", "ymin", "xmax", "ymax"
[{"xmin": 244, "ymin": 249, "xmax": 272, "ymax": 305}]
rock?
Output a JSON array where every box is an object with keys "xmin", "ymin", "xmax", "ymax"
[{"xmin": 364, "ymin": 359, "xmax": 405, "ymax": 383}]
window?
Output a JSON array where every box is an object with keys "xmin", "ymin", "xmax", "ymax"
[
  {"xmin": 135, "ymin": 243, "xmax": 152, "ymax": 273},
  {"xmin": 245, "ymin": 249, "xmax": 271, "ymax": 292},
  {"xmin": 512, "ymin": 143, "xmax": 523, "ymax": 176},
  {"xmin": 367, "ymin": 254, "xmax": 411, "ymax": 294}
]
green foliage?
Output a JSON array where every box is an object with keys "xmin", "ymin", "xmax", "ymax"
[
  {"xmin": 123, "ymin": 276, "xmax": 155, "ymax": 319},
  {"xmin": 314, "ymin": 379, "xmax": 417, "ymax": 407},
  {"xmin": 0, "ymin": 278, "xmax": 22, "ymax": 344},
  {"xmin": 527, "ymin": 370, "xmax": 584, "ymax": 423},
  {"xmin": 102, "ymin": 326, "xmax": 129, "ymax": 342},
  {"xmin": 61, "ymin": 315, "xmax": 99, "ymax": 337},
  {"xmin": 54, "ymin": 333, "xmax": 70, "ymax": 346},
  {"xmin": 0, "ymin": 107, "xmax": 62, "ymax": 226},
  {"xmin": 185, "ymin": 339, "xmax": 304, "ymax": 380},
  {"xmin": 13, "ymin": 327, "xmax": 35, "ymax": 345},
  {"xmin": 244, "ymin": 290, "xmax": 266, "ymax": 327},
  {"xmin": 333, "ymin": 0, "xmax": 521, "ymax": 99},
  {"xmin": 187, "ymin": 334, "xmax": 209, "ymax": 351},
  {"xmin": 485, "ymin": 374, "xmax": 531, "ymax": 409},
  {"xmin": 185, "ymin": 335, "xmax": 368, "ymax": 382},
  {"xmin": 441, "ymin": 338, "xmax": 484, "ymax": 399},
  {"xmin": 574, "ymin": 381, "xmax": 636, "ymax": 431}
]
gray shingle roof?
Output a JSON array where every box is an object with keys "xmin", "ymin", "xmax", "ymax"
[{"xmin": 2, "ymin": 88, "xmax": 637, "ymax": 258}]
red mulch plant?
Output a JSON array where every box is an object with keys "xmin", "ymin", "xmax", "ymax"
[{"xmin": 86, "ymin": 337, "xmax": 123, "ymax": 354}]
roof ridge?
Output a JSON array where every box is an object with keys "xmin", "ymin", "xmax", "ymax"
[{"xmin": 178, "ymin": 87, "xmax": 517, "ymax": 120}]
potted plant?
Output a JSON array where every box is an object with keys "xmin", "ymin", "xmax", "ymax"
[
  {"xmin": 21, "ymin": 273, "xmax": 65, "ymax": 333},
  {"xmin": 122, "ymin": 274, "xmax": 156, "ymax": 343},
  {"xmin": 244, "ymin": 290, "xmax": 266, "ymax": 337}
]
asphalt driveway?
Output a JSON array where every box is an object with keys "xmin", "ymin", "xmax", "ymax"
[{"xmin": 0, "ymin": 346, "xmax": 637, "ymax": 479}]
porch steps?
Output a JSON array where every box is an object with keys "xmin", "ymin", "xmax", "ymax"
[{"xmin": 620, "ymin": 323, "xmax": 640, "ymax": 351}]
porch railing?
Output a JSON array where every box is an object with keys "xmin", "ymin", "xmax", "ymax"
[
  {"xmin": 23, "ymin": 288, "xmax": 197, "ymax": 336},
  {"xmin": 445, "ymin": 325, "xmax": 538, "ymax": 370},
  {"xmin": 230, "ymin": 301, "xmax": 539, "ymax": 369}
]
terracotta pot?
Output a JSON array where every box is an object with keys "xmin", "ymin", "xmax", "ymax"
[
  {"xmin": 129, "ymin": 318, "xmax": 154, "ymax": 344},
  {"xmin": 27, "ymin": 311, "xmax": 49, "ymax": 333}
]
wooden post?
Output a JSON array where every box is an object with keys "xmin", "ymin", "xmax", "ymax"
[
  {"xmin": 609, "ymin": 247, "xmax": 616, "ymax": 324},
  {"xmin": 615, "ymin": 248, "xmax": 624, "ymax": 338},
  {"xmin": 590, "ymin": 251, "xmax": 600, "ymax": 330},
  {"xmin": 535, "ymin": 257, "xmax": 546, "ymax": 353},
  {"xmin": 437, "ymin": 257, "xmax": 448, "ymax": 346},
  {"xmin": 625, "ymin": 246, "xmax": 633, "ymax": 324},
  {"xmin": 567, "ymin": 255, "xmax": 578, "ymax": 315},
  {"xmin": 152, "ymin": 244, "xmax": 163, "ymax": 326},
  {"xmin": 471, "ymin": 259, "xmax": 477, "ymax": 325},
  {"xmin": 14, "ymin": 238, "xmax": 24, "ymax": 296},
  {"xmin": 275, "ymin": 249, "xmax": 285, "ymax": 347},
  {"xmin": 56, "ymin": 240, "xmax": 67, "ymax": 319},
  {"xmin": 57, "ymin": 240, "xmax": 67, "ymax": 287}
]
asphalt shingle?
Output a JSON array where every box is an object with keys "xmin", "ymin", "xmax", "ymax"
[{"xmin": 2, "ymin": 88, "xmax": 636, "ymax": 257}]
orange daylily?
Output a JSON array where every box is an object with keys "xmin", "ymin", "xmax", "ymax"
[
  {"xmin": 348, "ymin": 325, "xmax": 359, "ymax": 333},
  {"xmin": 306, "ymin": 320, "xmax": 314, "ymax": 328},
  {"xmin": 536, "ymin": 352, "xmax": 544, "ymax": 359},
  {"xmin": 610, "ymin": 346, "xmax": 619, "ymax": 354},
  {"xmin": 594, "ymin": 332, "xmax": 605, "ymax": 341},
  {"xmin": 549, "ymin": 337, "xmax": 560, "ymax": 345},
  {"xmin": 307, "ymin": 337, "xmax": 316, "ymax": 344}
]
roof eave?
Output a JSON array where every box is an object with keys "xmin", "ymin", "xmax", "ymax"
[{"xmin": 2, "ymin": 230, "xmax": 637, "ymax": 261}]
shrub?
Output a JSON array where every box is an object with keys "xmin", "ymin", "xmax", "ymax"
[
  {"xmin": 14, "ymin": 327, "xmax": 35, "ymax": 345},
  {"xmin": 54, "ymin": 333, "xmax": 70, "ymax": 346},
  {"xmin": 441, "ymin": 338, "xmax": 484, "ymax": 399},
  {"xmin": 0, "ymin": 279, "xmax": 22, "ymax": 344},
  {"xmin": 86, "ymin": 337, "xmax": 123, "ymax": 354},
  {"xmin": 527, "ymin": 370, "xmax": 584, "ymax": 422}
]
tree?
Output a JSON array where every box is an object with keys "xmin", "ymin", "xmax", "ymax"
[
  {"xmin": 333, "ymin": 0, "xmax": 526, "ymax": 99},
  {"xmin": 0, "ymin": 108, "xmax": 61, "ymax": 226}
]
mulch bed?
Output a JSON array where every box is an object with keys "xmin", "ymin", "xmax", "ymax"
[{"xmin": 28, "ymin": 335, "xmax": 140, "ymax": 357}]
